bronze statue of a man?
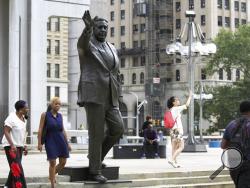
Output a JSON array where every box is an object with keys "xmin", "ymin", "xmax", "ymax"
[{"xmin": 77, "ymin": 10, "xmax": 124, "ymax": 183}]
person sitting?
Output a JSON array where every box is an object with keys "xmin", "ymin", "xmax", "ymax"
[{"xmin": 142, "ymin": 122, "xmax": 160, "ymax": 158}]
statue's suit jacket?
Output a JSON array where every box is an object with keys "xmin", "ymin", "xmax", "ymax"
[{"xmin": 77, "ymin": 28, "xmax": 122, "ymax": 107}]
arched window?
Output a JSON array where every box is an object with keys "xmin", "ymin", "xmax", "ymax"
[
  {"xmin": 132, "ymin": 73, "xmax": 136, "ymax": 84},
  {"xmin": 176, "ymin": 69, "xmax": 180, "ymax": 81},
  {"xmin": 227, "ymin": 69, "xmax": 231, "ymax": 80},
  {"xmin": 201, "ymin": 68, "xmax": 206, "ymax": 80},
  {"xmin": 120, "ymin": 74, "xmax": 124, "ymax": 85},
  {"xmin": 236, "ymin": 69, "xmax": 240, "ymax": 81},
  {"xmin": 219, "ymin": 68, "xmax": 223, "ymax": 80},
  {"xmin": 140, "ymin": 72, "xmax": 144, "ymax": 84}
]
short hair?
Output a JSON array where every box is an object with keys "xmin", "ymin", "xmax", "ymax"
[
  {"xmin": 93, "ymin": 16, "xmax": 108, "ymax": 25},
  {"xmin": 50, "ymin": 97, "xmax": 61, "ymax": 105},
  {"xmin": 240, "ymin": 100, "xmax": 250, "ymax": 113},
  {"xmin": 146, "ymin": 115, "xmax": 152, "ymax": 121},
  {"xmin": 15, "ymin": 100, "xmax": 27, "ymax": 111},
  {"xmin": 167, "ymin": 96, "xmax": 176, "ymax": 109}
]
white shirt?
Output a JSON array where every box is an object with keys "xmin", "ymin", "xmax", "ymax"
[
  {"xmin": 1, "ymin": 112, "xmax": 27, "ymax": 147},
  {"xmin": 170, "ymin": 105, "xmax": 187, "ymax": 135}
]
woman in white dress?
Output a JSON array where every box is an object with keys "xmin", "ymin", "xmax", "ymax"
[{"xmin": 167, "ymin": 91, "xmax": 192, "ymax": 168}]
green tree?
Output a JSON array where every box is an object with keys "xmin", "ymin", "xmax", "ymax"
[
  {"xmin": 204, "ymin": 25, "xmax": 250, "ymax": 129},
  {"xmin": 207, "ymin": 25, "xmax": 250, "ymax": 78}
]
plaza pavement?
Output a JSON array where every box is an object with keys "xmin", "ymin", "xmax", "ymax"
[{"xmin": 0, "ymin": 147, "xmax": 223, "ymax": 179}]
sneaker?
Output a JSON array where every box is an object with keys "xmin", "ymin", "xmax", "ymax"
[
  {"xmin": 175, "ymin": 162, "xmax": 180, "ymax": 168},
  {"xmin": 140, "ymin": 154, "xmax": 146, "ymax": 159},
  {"xmin": 168, "ymin": 160, "xmax": 177, "ymax": 168},
  {"xmin": 154, "ymin": 153, "xmax": 160, "ymax": 159}
]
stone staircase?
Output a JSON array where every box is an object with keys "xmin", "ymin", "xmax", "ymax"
[{"xmin": 0, "ymin": 170, "xmax": 234, "ymax": 188}]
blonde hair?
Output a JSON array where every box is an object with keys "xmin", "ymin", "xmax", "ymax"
[{"xmin": 50, "ymin": 97, "xmax": 61, "ymax": 105}]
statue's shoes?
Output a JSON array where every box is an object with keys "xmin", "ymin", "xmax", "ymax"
[{"xmin": 89, "ymin": 174, "xmax": 107, "ymax": 183}]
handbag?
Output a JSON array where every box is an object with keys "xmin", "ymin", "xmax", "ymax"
[{"xmin": 41, "ymin": 112, "xmax": 48, "ymax": 145}]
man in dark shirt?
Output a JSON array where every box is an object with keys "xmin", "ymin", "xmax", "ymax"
[
  {"xmin": 221, "ymin": 100, "xmax": 250, "ymax": 187},
  {"xmin": 142, "ymin": 122, "xmax": 159, "ymax": 158}
]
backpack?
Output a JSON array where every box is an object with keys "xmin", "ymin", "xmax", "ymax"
[
  {"xmin": 230, "ymin": 117, "xmax": 250, "ymax": 160},
  {"xmin": 164, "ymin": 110, "xmax": 177, "ymax": 129}
]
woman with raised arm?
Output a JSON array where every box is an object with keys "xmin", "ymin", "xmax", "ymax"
[{"xmin": 167, "ymin": 91, "xmax": 192, "ymax": 168}]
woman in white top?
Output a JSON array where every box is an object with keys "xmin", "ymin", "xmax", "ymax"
[
  {"xmin": 1, "ymin": 100, "xmax": 29, "ymax": 188},
  {"xmin": 167, "ymin": 91, "xmax": 192, "ymax": 168}
]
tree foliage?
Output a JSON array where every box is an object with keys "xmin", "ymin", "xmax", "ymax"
[
  {"xmin": 203, "ymin": 25, "xmax": 250, "ymax": 129},
  {"xmin": 207, "ymin": 25, "xmax": 250, "ymax": 78}
]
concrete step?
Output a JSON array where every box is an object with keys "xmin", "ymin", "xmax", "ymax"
[
  {"xmin": 0, "ymin": 175, "xmax": 70, "ymax": 184},
  {"xmin": 130, "ymin": 181, "xmax": 234, "ymax": 188},
  {"xmin": 27, "ymin": 180, "xmax": 132, "ymax": 188},
  {"xmin": 120, "ymin": 170, "xmax": 230, "ymax": 180},
  {"xmin": 130, "ymin": 175, "xmax": 232, "ymax": 187}
]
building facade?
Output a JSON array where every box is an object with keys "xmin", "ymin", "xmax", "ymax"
[
  {"xmin": 107, "ymin": 0, "xmax": 250, "ymax": 135},
  {"xmin": 0, "ymin": 0, "xmax": 89, "ymax": 142},
  {"xmin": 47, "ymin": 17, "xmax": 70, "ymax": 127}
]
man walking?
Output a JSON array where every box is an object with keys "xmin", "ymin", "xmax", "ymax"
[
  {"xmin": 77, "ymin": 11, "xmax": 124, "ymax": 183},
  {"xmin": 221, "ymin": 100, "xmax": 250, "ymax": 187}
]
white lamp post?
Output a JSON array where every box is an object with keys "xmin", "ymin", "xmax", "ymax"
[{"xmin": 166, "ymin": 10, "xmax": 216, "ymax": 152}]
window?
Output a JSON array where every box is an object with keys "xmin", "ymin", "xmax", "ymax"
[
  {"xmin": 217, "ymin": 0, "xmax": 222, "ymax": 9},
  {"xmin": 133, "ymin": 24, "xmax": 138, "ymax": 33},
  {"xmin": 235, "ymin": 18, "xmax": 239, "ymax": 28},
  {"xmin": 55, "ymin": 64, "xmax": 60, "ymax": 78},
  {"xmin": 55, "ymin": 40, "xmax": 60, "ymax": 55},
  {"xmin": 47, "ymin": 86, "xmax": 51, "ymax": 101},
  {"xmin": 140, "ymin": 24, "xmax": 146, "ymax": 33},
  {"xmin": 121, "ymin": 10, "xmax": 125, "ymax": 20},
  {"xmin": 110, "ymin": 11, "xmax": 114, "ymax": 21},
  {"xmin": 242, "ymin": 19, "xmax": 247, "ymax": 25},
  {"xmin": 219, "ymin": 68, "xmax": 223, "ymax": 80},
  {"xmin": 201, "ymin": 0, "xmax": 205, "ymax": 8},
  {"xmin": 176, "ymin": 2, "xmax": 181, "ymax": 12},
  {"xmin": 121, "ymin": 0, "xmax": 125, "ymax": 4},
  {"xmin": 133, "ymin": 57, "xmax": 139, "ymax": 67},
  {"xmin": 141, "ymin": 40, "xmax": 146, "ymax": 49},
  {"xmin": 241, "ymin": 2, "xmax": 246, "ymax": 12},
  {"xmin": 120, "ymin": 58, "xmax": 125, "ymax": 68},
  {"xmin": 47, "ymin": 39, "xmax": 51, "ymax": 54},
  {"xmin": 176, "ymin": 58, "xmax": 181, "ymax": 63},
  {"xmin": 51, "ymin": 17, "xmax": 60, "ymax": 32},
  {"xmin": 55, "ymin": 87, "xmax": 60, "ymax": 97},
  {"xmin": 176, "ymin": 70, "xmax": 180, "ymax": 81},
  {"xmin": 227, "ymin": 69, "xmax": 231, "ymax": 80},
  {"xmin": 225, "ymin": 17, "xmax": 230, "ymax": 27},
  {"xmin": 236, "ymin": 69, "xmax": 240, "ymax": 81},
  {"xmin": 235, "ymin": 1, "xmax": 239, "ymax": 11},
  {"xmin": 110, "ymin": 27, "xmax": 114, "ymax": 37},
  {"xmin": 218, "ymin": 16, "xmax": 223, "ymax": 26},
  {"xmin": 201, "ymin": 15, "xmax": 206, "ymax": 26},
  {"xmin": 121, "ymin": 26, "xmax": 125, "ymax": 36},
  {"xmin": 225, "ymin": 0, "xmax": 230, "ymax": 10},
  {"xmin": 141, "ymin": 56, "xmax": 145, "ymax": 66},
  {"xmin": 201, "ymin": 69, "xmax": 206, "ymax": 80},
  {"xmin": 176, "ymin": 19, "xmax": 181, "ymax": 29},
  {"xmin": 132, "ymin": 73, "xmax": 136, "ymax": 84},
  {"xmin": 189, "ymin": 0, "xmax": 194, "ymax": 9},
  {"xmin": 110, "ymin": 0, "xmax": 114, "ymax": 5},
  {"xmin": 47, "ymin": 18, "xmax": 51, "ymax": 31},
  {"xmin": 120, "ymin": 42, "xmax": 126, "ymax": 48},
  {"xmin": 120, "ymin": 74, "xmax": 124, "ymax": 85},
  {"xmin": 47, "ymin": 63, "xmax": 51, "ymax": 78},
  {"xmin": 140, "ymin": 72, "xmax": 144, "ymax": 84},
  {"xmin": 133, "ymin": 41, "xmax": 138, "ymax": 48}
]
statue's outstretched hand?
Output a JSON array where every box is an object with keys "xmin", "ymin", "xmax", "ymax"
[{"xmin": 82, "ymin": 10, "xmax": 93, "ymax": 28}]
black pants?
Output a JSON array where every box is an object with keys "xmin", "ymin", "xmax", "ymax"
[
  {"xmin": 230, "ymin": 161, "xmax": 250, "ymax": 188},
  {"xmin": 85, "ymin": 102, "xmax": 124, "ymax": 175},
  {"xmin": 4, "ymin": 146, "xmax": 27, "ymax": 188},
  {"xmin": 143, "ymin": 141, "xmax": 159, "ymax": 156}
]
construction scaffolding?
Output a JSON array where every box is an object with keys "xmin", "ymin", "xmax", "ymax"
[{"xmin": 142, "ymin": 0, "xmax": 173, "ymax": 120}]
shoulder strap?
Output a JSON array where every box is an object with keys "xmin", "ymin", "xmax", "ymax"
[{"xmin": 169, "ymin": 110, "xmax": 178, "ymax": 128}]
